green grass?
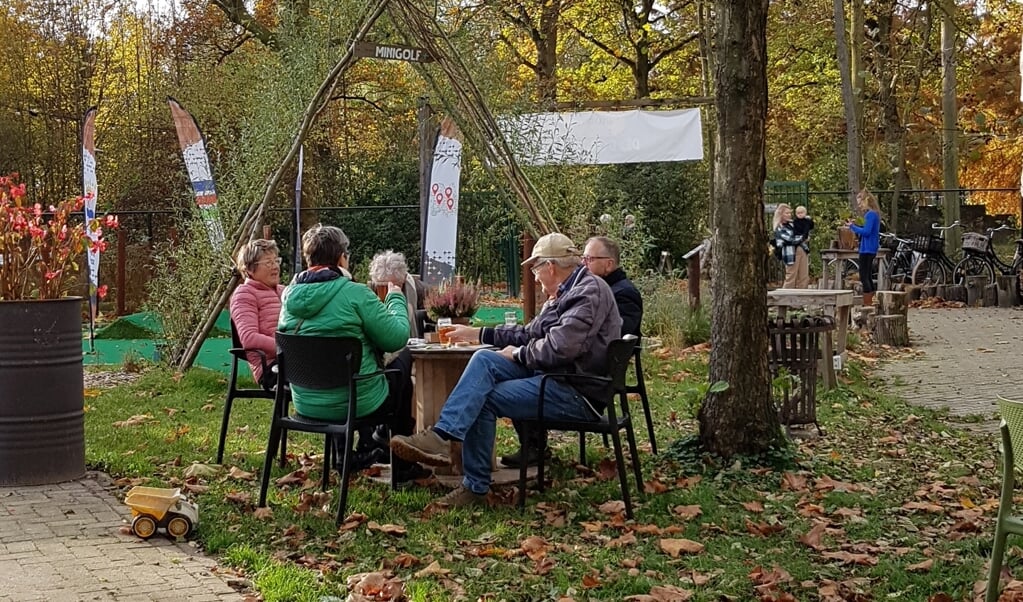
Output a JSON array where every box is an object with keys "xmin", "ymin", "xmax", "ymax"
[{"xmin": 85, "ymin": 347, "xmax": 1005, "ymax": 601}]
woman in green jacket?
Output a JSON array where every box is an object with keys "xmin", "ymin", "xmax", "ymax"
[{"xmin": 278, "ymin": 225, "xmax": 424, "ymax": 479}]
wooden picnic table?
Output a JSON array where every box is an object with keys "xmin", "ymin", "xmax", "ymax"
[
  {"xmin": 767, "ymin": 289, "xmax": 854, "ymax": 389},
  {"xmin": 819, "ymin": 248, "xmax": 890, "ymax": 291}
]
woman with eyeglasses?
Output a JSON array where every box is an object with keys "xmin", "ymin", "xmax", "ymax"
[{"xmin": 230, "ymin": 239, "xmax": 285, "ymax": 389}]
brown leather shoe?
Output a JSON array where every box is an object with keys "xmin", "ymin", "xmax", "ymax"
[{"xmin": 390, "ymin": 427, "xmax": 451, "ymax": 467}]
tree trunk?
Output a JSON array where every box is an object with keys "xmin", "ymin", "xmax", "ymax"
[
  {"xmin": 698, "ymin": 0, "xmax": 781, "ymax": 458},
  {"xmin": 941, "ymin": 1, "xmax": 961, "ymax": 251},
  {"xmin": 833, "ymin": 0, "xmax": 862, "ymax": 210},
  {"xmin": 873, "ymin": 315, "xmax": 909, "ymax": 346}
]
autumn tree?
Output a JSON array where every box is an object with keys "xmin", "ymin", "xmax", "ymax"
[{"xmin": 698, "ymin": 0, "xmax": 782, "ymax": 457}]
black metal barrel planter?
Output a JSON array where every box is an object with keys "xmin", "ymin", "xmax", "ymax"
[{"xmin": 0, "ymin": 297, "xmax": 85, "ymax": 486}]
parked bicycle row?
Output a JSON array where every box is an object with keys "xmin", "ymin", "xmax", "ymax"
[{"xmin": 825, "ymin": 221, "xmax": 1023, "ymax": 294}]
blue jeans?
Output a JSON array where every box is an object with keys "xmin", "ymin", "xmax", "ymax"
[{"xmin": 434, "ymin": 350, "xmax": 597, "ymax": 494}]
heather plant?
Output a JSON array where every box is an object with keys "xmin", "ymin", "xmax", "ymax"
[
  {"xmin": 424, "ymin": 277, "xmax": 481, "ymax": 320},
  {"xmin": 0, "ymin": 173, "xmax": 115, "ymax": 301}
]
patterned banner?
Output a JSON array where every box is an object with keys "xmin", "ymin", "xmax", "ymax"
[
  {"xmin": 82, "ymin": 106, "xmax": 99, "ymax": 350},
  {"xmin": 422, "ymin": 117, "xmax": 463, "ymax": 287},
  {"xmin": 168, "ymin": 97, "xmax": 225, "ymax": 249}
]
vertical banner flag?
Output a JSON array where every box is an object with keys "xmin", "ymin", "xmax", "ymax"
[
  {"xmin": 422, "ymin": 117, "xmax": 463, "ymax": 287},
  {"xmin": 82, "ymin": 106, "xmax": 99, "ymax": 352},
  {"xmin": 294, "ymin": 146, "xmax": 304, "ymax": 276},
  {"xmin": 168, "ymin": 97, "xmax": 225, "ymax": 249}
]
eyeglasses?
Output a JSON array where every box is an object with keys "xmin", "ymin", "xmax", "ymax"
[
  {"xmin": 530, "ymin": 260, "xmax": 550, "ymax": 276},
  {"xmin": 582, "ymin": 255, "xmax": 610, "ymax": 263},
  {"xmin": 258, "ymin": 257, "xmax": 282, "ymax": 267}
]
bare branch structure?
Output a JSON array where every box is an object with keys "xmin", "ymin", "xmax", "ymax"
[{"xmin": 177, "ymin": 0, "xmax": 555, "ymax": 371}]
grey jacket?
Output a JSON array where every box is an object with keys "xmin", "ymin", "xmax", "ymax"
[{"xmin": 481, "ymin": 267, "xmax": 622, "ymax": 403}]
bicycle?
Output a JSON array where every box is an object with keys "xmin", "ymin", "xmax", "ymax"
[
  {"xmin": 953, "ymin": 224, "xmax": 1023, "ymax": 287},
  {"xmin": 880, "ymin": 232, "xmax": 919, "ymax": 286},
  {"xmin": 911, "ymin": 221, "xmax": 962, "ymax": 286}
]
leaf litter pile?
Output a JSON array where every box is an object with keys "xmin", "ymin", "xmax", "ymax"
[{"xmin": 91, "ymin": 354, "xmax": 1019, "ymax": 601}]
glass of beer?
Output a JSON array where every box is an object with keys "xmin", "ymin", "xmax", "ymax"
[
  {"xmin": 437, "ymin": 318, "xmax": 454, "ymax": 347},
  {"xmin": 504, "ymin": 311, "xmax": 518, "ymax": 326},
  {"xmin": 374, "ymin": 283, "xmax": 388, "ymax": 302}
]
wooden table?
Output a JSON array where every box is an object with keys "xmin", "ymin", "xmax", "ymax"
[
  {"xmin": 409, "ymin": 344, "xmax": 495, "ymax": 474},
  {"xmin": 819, "ymin": 248, "xmax": 890, "ymax": 291},
  {"xmin": 767, "ymin": 289, "xmax": 854, "ymax": 389}
]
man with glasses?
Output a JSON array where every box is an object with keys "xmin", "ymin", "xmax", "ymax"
[
  {"xmin": 503, "ymin": 236, "xmax": 644, "ymax": 469},
  {"xmin": 582, "ymin": 236, "xmax": 643, "ymax": 338},
  {"xmin": 389, "ymin": 233, "xmax": 622, "ymax": 508}
]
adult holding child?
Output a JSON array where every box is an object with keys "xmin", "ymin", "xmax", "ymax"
[
  {"xmin": 846, "ymin": 189, "xmax": 882, "ymax": 307},
  {"xmin": 772, "ymin": 203, "xmax": 810, "ymax": 289},
  {"xmin": 229, "ymin": 239, "xmax": 285, "ymax": 389}
]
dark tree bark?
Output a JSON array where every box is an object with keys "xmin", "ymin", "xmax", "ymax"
[{"xmin": 697, "ymin": 0, "xmax": 782, "ymax": 458}]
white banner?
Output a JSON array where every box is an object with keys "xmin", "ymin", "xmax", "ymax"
[
  {"xmin": 500, "ymin": 108, "xmax": 704, "ymax": 165},
  {"xmin": 422, "ymin": 118, "xmax": 463, "ymax": 287},
  {"xmin": 82, "ymin": 106, "xmax": 99, "ymax": 349}
]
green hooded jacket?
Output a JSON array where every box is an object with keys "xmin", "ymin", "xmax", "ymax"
[{"xmin": 277, "ymin": 273, "xmax": 409, "ymax": 420}]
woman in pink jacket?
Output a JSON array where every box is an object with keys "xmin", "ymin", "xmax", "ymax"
[{"xmin": 230, "ymin": 239, "xmax": 285, "ymax": 389}]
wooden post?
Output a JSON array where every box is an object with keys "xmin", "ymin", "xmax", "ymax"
[
  {"xmin": 984, "ymin": 283, "xmax": 998, "ymax": 307},
  {"xmin": 521, "ymin": 231, "xmax": 536, "ymax": 322},
  {"xmin": 873, "ymin": 315, "xmax": 909, "ymax": 346},
  {"xmin": 116, "ymin": 227, "xmax": 126, "ymax": 316},
  {"xmin": 417, "ymin": 98, "xmax": 433, "ymax": 274},
  {"xmin": 996, "ymin": 274, "xmax": 1019, "ymax": 307},
  {"xmin": 965, "ymin": 276, "xmax": 986, "ymax": 306},
  {"xmin": 875, "ymin": 291, "xmax": 907, "ymax": 316},
  {"xmin": 688, "ymin": 252, "xmax": 701, "ymax": 309}
]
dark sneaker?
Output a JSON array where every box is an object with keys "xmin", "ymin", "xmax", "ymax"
[
  {"xmin": 390, "ymin": 428, "xmax": 451, "ymax": 467},
  {"xmin": 499, "ymin": 447, "xmax": 551, "ymax": 468},
  {"xmin": 437, "ymin": 485, "xmax": 487, "ymax": 507},
  {"xmin": 393, "ymin": 460, "xmax": 432, "ymax": 484}
]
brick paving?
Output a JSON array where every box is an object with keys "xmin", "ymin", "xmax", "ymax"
[
  {"xmin": 0, "ymin": 472, "xmax": 244, "ymax": 602},
  {"xmin": 877, "ymin": 306, "xmax": 1023, "ymax": 433}
]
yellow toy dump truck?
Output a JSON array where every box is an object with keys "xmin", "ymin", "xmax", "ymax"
[{"xmin": 124, "ymin": 486, "xmax": 199, "ymax": 540}]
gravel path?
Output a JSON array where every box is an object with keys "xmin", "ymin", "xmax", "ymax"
[{"xmin": 876, "ymin": 306, "xmax": 1023, "ymax": 433}]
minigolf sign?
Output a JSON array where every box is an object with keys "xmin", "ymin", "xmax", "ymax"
[{"xmin": 354, "ymin": 42, "xmax": 433, "ymax": 63}]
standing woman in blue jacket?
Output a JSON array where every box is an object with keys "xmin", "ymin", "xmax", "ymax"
[{"xmin": 847, "ymin": 189, "xmax": 882, "ymax": 306}]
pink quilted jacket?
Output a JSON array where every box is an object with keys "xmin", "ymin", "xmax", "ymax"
[{"xmin": 229, "ymin": 279, "xmax": 285, "ymax": 384}]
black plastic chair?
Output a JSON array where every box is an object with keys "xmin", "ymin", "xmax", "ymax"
[
  {"xmin": 257, "ymin": 333, "xmax": 399, "ymax": 526},
  {"xmin": 518, "ymin": 336, "xmax": 644, "ymax": 518},
  {"xmin": 217, "ymin": 321, "xmax": 286, "ymax": 465},
  {"xmin": 627, "ymin": 337, "xmax": 657, "ymax": 455}
]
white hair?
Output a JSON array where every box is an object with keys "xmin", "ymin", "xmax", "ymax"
[{"xmin": 369, "ymin": 250, "xmax": 409, "ymax": 283}]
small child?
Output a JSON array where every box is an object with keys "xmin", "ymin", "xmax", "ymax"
[{"xmin": 792, "ymin": 206, "xmax": 814, "ymax": 240}]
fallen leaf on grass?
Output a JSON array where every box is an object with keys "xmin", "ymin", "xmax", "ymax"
[
  {"xmin": 597, "ymin": 458, "xmax": 618, "ymax": 480},
  {"xmin": 228, "ymin": 466, "xmax": 256, "ymax": 481},
  {"xmin": 907, "ymin": 558, "xmax": 934, "ymax": 572},
  {"xmin": 275, "ymin": 470, "xmax": 307, "ymax": 486},
  {"xmin": 225, "ymin": 491, "xmax": 252, "ymax": 505},
  {"xmin": 659, "ymin": 538, "xmax": 704, "ymax": 557},
  {"xmin": 581, "ymin": 573, "xmax": 601, "ymax": 589},
  {"xmin": 414, "ymin": 561, "xmax": 450, "ymax": 578},
  {"xmin": 902, "ymin": 501, "xmax": 944, "ymax": 513},
  {"xmin": 609, "ymin": 532, "xmax": 637, "ymax": 547},
  {"xmin": 798, "ymin": 521, "xmax": 827, "ymax": 550},
  {"xmin": 113, "ymin": 414, "xmax": 152, "ymax": 427},
  {"xmin": 624, "ymin": 585, "xmax": 693, "ymax": 601},
  {"xmin": 520, "ymin": 536, "xmax": 550, "ymax": 560},
  {"xmin": 367, "ymin": 521, "xmax": 407, "ymax": 537},
  {"xmin": 183, "ymin": 463, "xmax": 220, "ymax": 478},
  {"xmin": 821, "ymin": 551, "xmax": 877, "ymax": 566},
  {"xmin": 745, "ymin": 518, "xmax": 785, "ymax": 537},
  {"xmin": 252, "ymin": 507, "xmax": 273, "ymax": 520},
  {"xmin": 599, "ymin": 500, "xmax": 626, "ymax": 515},
  {"xmin": 742, "ymin": 500, "xmax": 764, "ymax": 513},
  {"xmin": 780, "ymin": 472, "xmax": 807, "ymax": 492},
  {"xmin": 672, "ymin": 505, "xmax": 702, "ymax": 520}
]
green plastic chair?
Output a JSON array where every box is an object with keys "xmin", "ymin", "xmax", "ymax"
[{"xmin": 987, "ymin": 395, "xmax": 1023, "ymax": 602}]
